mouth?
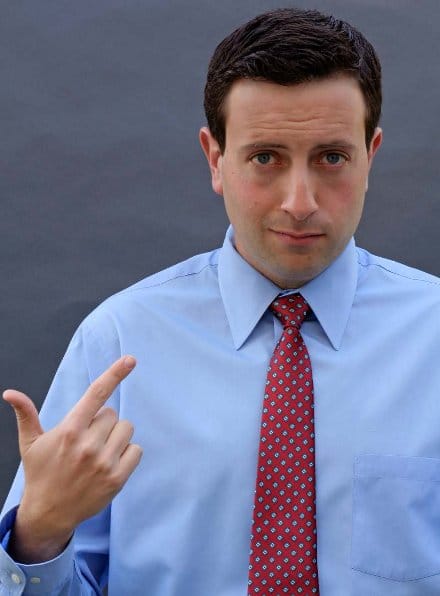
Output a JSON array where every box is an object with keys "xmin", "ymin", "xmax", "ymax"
[{"xmin": 270, "ymin": 228, "xmax": 325, "ymax": 246}]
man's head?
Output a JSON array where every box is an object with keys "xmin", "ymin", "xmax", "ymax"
[
  {"xmin": 200, "ymin": 8, "xmax": 383, "ymax": 289},
  {"xmin": 204, "ymin": 8, "xmax": 382, "ymax": 153}
]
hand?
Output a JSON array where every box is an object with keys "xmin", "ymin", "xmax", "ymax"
[{"xmin": 3, "ymin": 355, "xmax": 143, "ymax": 563}]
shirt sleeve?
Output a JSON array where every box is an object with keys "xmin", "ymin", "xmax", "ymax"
[
  {"xmin": 0, "ymin": 310, "xmax": 121, "ymax": 595},
  {"xmin": 0, "ymin": 506, "xmax": 81, "ymax": 595}
]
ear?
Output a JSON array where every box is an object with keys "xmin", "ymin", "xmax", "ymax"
[
  {"xmin": 367, "ymin": 127, "xmax": 383, "ymax": 165},
  {"xmin": 199, "ymin": 127, "xmax": 224, "ymax": 196},
  {"xmin": 365, "ymin": 127, "xmax": 383, "ymax": 191}
]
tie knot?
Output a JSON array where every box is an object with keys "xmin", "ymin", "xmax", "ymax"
[{"xmin": 270, "ymin": 294, "xmax": 309, "ymax": 329}]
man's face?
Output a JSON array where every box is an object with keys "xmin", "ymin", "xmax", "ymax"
[{"xmin": 200, "ymin": 76, "xmax": 382, "ymax": 288}]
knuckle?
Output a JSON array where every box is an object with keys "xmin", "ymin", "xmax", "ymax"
[
  {"xmin": 119, "ymin": 419, "xmax": 134, "ymax": 436},
  {"xmin": 97, "ymin": 407, "xmax": 118, "ymax": 425},
  {"xmin": 94, "ymin": 456, "xmax": 113, "ymax": 476},
  {"xmin": 125, "ymin": 443, "xmax": 143, "ymax": 466},
  {"xmin": 59, "ymin": 424, "xmax": 80, "ymax": 447},
  {"xmin": 104, "ymin": 406, "xmax": 118, "ymax": 418},
  {"xmin": 128, "ymin": 444, "xmax": 143, "ymax": 465},
  {"xmin": 90, "ymin": 379, "xmax": 108, "ymax": 401},
  {"xmin": 78, "ymin": 440, "xmax": 99, "ymax": 462},
  {"xmin": 134, "ymin": 444, "xmax": 143, "ymax": 458}
]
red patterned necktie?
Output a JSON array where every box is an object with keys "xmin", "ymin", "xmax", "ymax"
[{"xmin": 248, "ymin": 294, "xmax": 319, "ymax": 595}]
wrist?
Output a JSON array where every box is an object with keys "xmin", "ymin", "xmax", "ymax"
[{"xmin": 7, "ymin": 503, "xmax": 74, "ymax": 564}]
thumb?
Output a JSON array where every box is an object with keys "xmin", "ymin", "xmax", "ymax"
[{"xmin": 3, "ymin": 390, "xmax": 44, "ymax": 453}]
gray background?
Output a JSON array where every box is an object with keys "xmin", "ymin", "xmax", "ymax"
[{"xmin": 1, "ymin": 0, "xmax": 439, "ymax": 506}]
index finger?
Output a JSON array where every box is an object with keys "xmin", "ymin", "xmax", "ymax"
[{"xmin": 67, "ymin": 356, "xmax": 136, "ymax": 427}]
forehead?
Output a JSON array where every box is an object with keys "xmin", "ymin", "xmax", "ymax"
[{"xmin": 222, "ymin": 76, "xmax": 367, "ymax": 143}]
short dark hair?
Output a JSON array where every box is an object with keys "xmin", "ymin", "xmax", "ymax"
[{"xmin": 204, "ymin": 8, "xmax": 382, "ymax": 152}]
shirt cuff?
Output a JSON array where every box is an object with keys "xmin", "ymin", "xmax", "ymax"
[{"xmin": 0, "ymin": 506, "xmax": 74, "ymax": 595}]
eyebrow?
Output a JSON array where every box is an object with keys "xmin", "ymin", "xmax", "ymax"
[
  {"xmin": 240, "ymin": 141, "xmax": 357, "ymax": 152},
  {"xmin": 240, "ymin": 143, "xmax": 288, "ymax": 152},
  {"xmin": 314, "ymin": 142, "xmax": 357, "ymax": 151}
]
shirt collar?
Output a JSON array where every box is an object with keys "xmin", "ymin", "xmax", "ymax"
[{"xmin": 218, "ymin": 226, "xmax": 358, "ymax": 351}]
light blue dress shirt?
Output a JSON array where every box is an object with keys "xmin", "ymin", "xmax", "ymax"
[{"xmin": 2, "ymin": 227, "xmax": 440, "ymax": 595}]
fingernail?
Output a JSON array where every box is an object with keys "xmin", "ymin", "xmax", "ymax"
[{"xmin": 124, "ymin": 356, "xmax": 136, "ymax": 369}]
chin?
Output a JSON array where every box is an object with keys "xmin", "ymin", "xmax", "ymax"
[{"xmin": 275, "ymin": 261, "xmax": 329, "ymax": 289}]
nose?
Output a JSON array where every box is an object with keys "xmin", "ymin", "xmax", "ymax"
[{"xmin": 280, "ymin": 168, "xmax": 318, "ymax": 222}]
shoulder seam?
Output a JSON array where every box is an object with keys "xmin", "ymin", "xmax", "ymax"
[
  {"xmin": 357, "ymin": 257, "xmax": 440, "ymax": 287},
  {"xmin": 112, "ymin": 262, "xmax": 219, "ymax": 298}
]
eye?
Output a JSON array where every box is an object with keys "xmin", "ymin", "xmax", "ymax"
[
  {"xmin": 321, "ymin": 152, "xmax": 347, "ymax": 166},
  {"xmin": 251, "ymin": 152, "xmax": 274, "ymax": 165}
]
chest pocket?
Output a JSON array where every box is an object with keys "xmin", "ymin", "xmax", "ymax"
[{"xmin": 351, "ymin": 455, "xmax": 440, "ymax": 582}]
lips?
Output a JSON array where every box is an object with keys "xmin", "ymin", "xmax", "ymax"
[
  {"xmin": 269, "ymin": 228, "xmax": 325, "ymax": 247},
  {"xmin": 271, "ymin": 229, "xmax": 324, "ymax": 238}
]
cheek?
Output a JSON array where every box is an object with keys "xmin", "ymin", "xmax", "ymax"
[
  {"xmin": 332, "ymin": 187, "xmax": 366, "ymax": 238},
  {"xmin": 315, "ymin": 177, "xmax": 365, "ymax": 240},
  {"xmin": 322, "ymin": 174, "xmax": 366, "ymax": 210},
  {"xmin": 224, "ymin": 174, "xmax": 268, "ymax": 217}
]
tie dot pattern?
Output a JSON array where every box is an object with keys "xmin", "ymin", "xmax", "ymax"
[{"xmin": 248, "ymin": 294, "xmax": 319, "ymax": 595}]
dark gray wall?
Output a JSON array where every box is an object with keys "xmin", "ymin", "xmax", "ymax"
[{"xmin": 1, "ymin": 1, "xmax": 439, "ymax": 505}]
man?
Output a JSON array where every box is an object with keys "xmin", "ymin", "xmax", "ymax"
[{"xmin": 1, "ymin": 7, "xmax": 440, "ymax": 595}]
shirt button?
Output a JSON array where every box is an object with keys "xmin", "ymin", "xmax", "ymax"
[
  {"xmin": 30, "ymin": 577, "xmax": 41, "ymax": 584},
  {"xmin": 11, "ymin": 573, "xmax": 21, "ymax": 584}
]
